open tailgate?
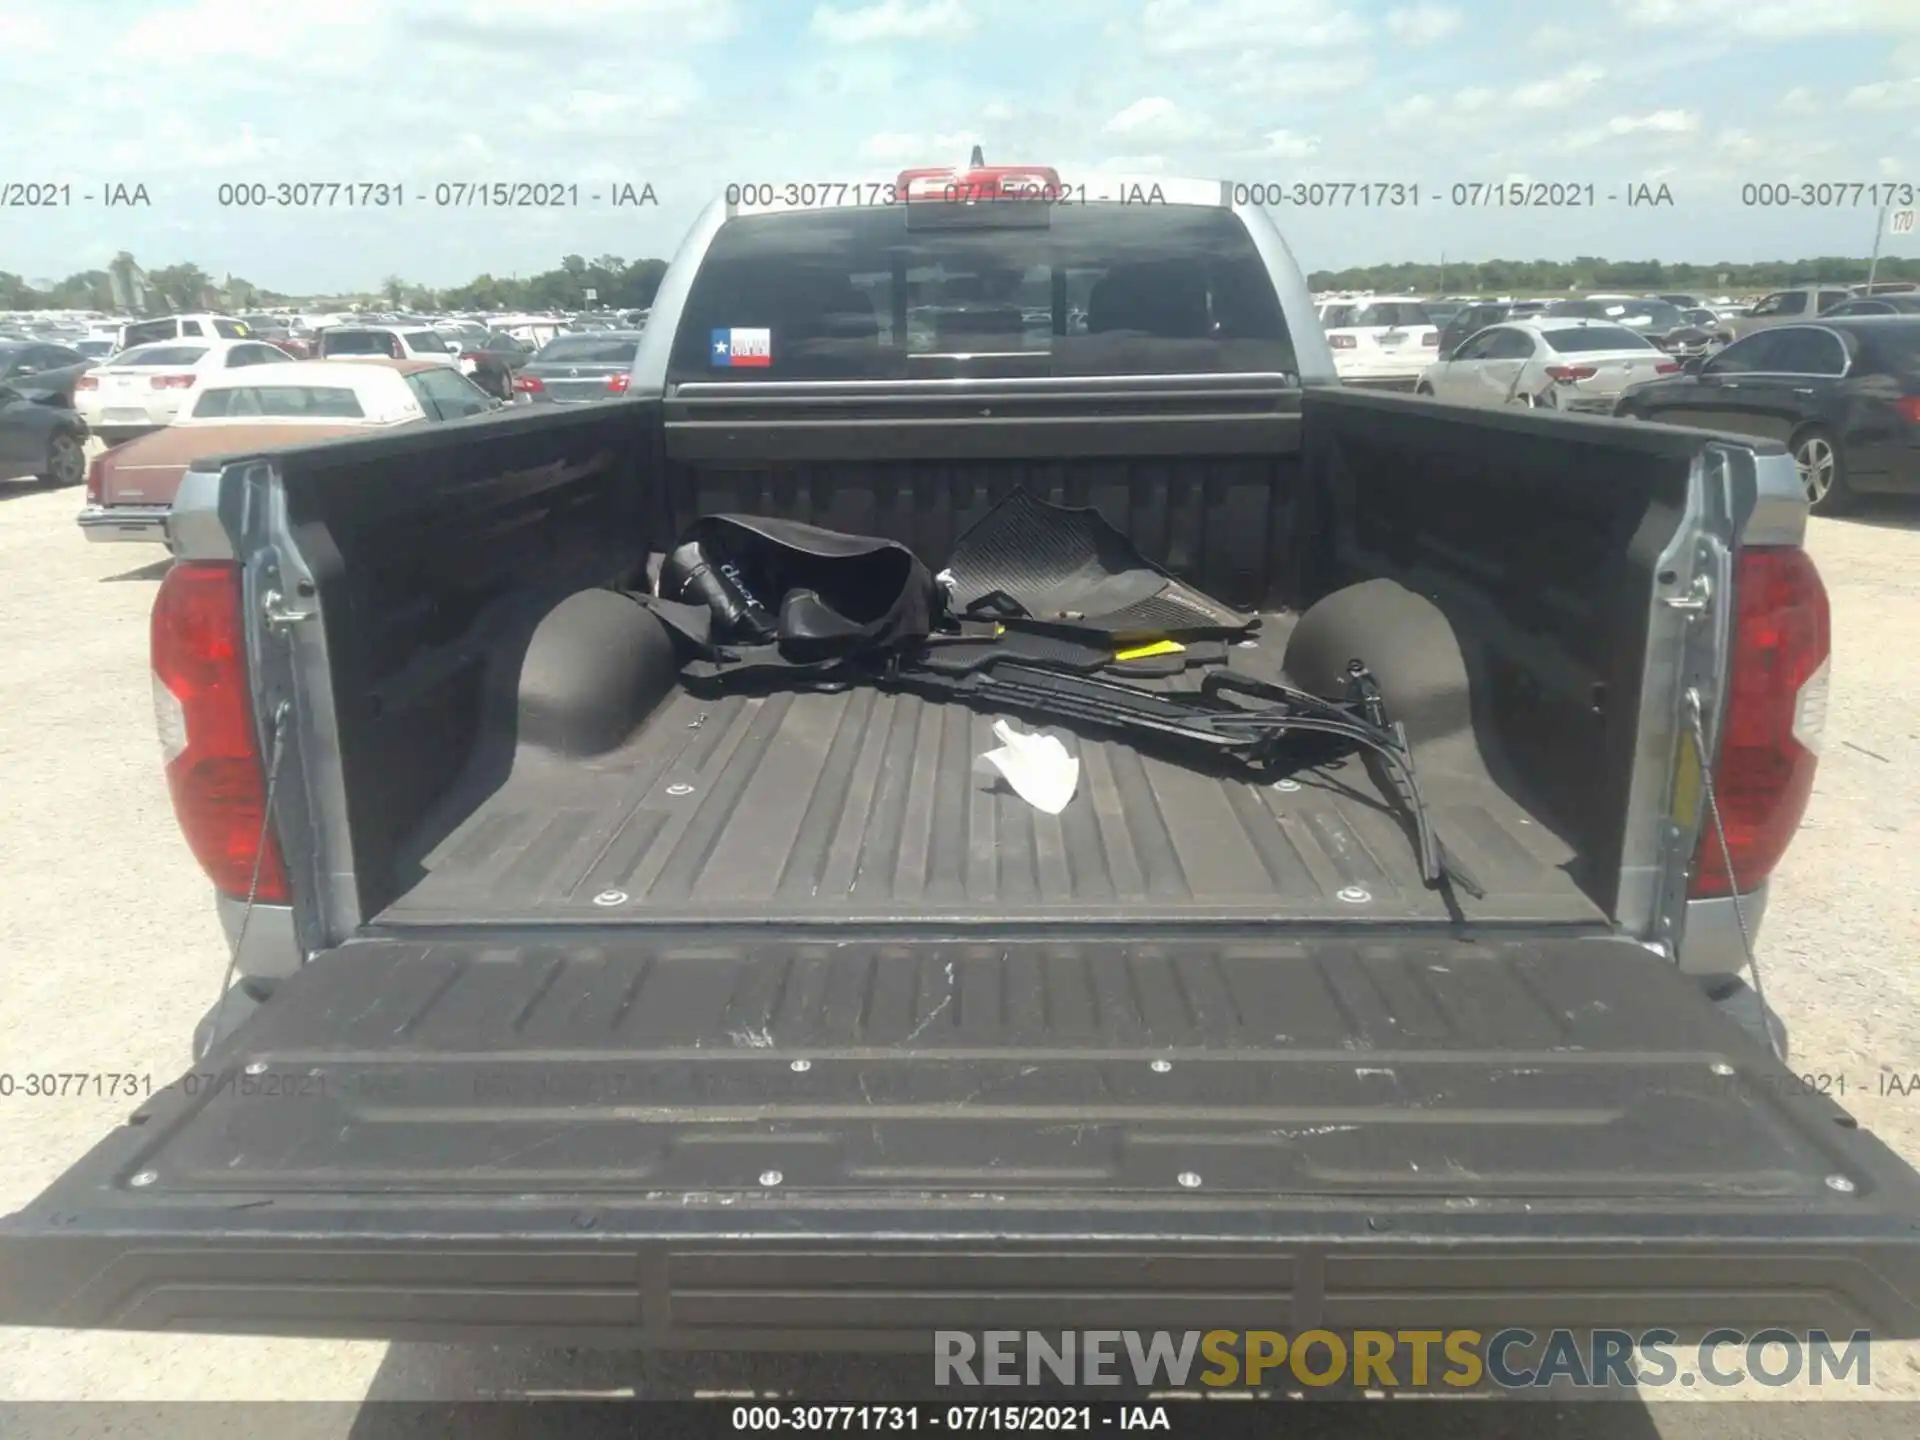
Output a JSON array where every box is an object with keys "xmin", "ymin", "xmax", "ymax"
[{"xmin": 4, "ymin": 932, "xmax": 1919, "ymax": 1346}]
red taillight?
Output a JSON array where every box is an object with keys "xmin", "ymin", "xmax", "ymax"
[
  {"xmin": 1329, "ymin": 334, "xmax": 1357, "ymax": 349},
  {"xmin": 514, "ymin": 374, "xmax": 544, "ymax": 393},
  {"xmin": 85, "ymin": 455, "xmax": 105, "ymax": 503},
  {"xmin": 1688, "ymin": 547, "xmax": 1830, "ymax": 900},
  {"xmin": 1655, "ymin": 362, "xmax": 1681, "ymax": 374},
  {"xmin": 151, "ymin": 373, "xmax": 197, "ymax": 389},
  {"xmin": 606, "ymin": 372, "xmax": 630, "ymax": 393},
  {"xmin": 76, "ymin": 374, "xmax": 99, "ymax": 390},
  {"xmin": 1894, "ymin": 396, "xmax": 1920, "ymax": 424},
  {"xmin": 150, "ymin": 563, "xmax": 289, "ymax": 902},
  {"xmin": 1544, "ymin": 365, "xmax": 1598, "ymax": 383}
]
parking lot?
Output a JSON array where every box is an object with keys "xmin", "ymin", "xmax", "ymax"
[{"xmin": 1, "ymin": 464, "xmax": 1918, "ymax": 1431}]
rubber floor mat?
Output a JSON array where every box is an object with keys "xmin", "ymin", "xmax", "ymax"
[{"xmin": 945, "ymin": 489, "xmax": 1257, "ymax": 642}]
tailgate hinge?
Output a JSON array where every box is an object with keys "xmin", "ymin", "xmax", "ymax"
[
  {"xmin": 260, "ymin": 585, "xmax": 316, "ymax": 633},
  {"xmin": 1661, "ymin": 572, "xmax": 1712, "ymax": 614}
]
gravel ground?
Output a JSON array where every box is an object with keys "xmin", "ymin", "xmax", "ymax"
[{"xmin": 0, "ymin": 469, "xmax": 1916, "ymax": 1437}]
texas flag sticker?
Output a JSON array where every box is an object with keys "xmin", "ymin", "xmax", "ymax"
[{"xmin": 710, "ymin": 327, "xmax": 772, "ymax": 367}]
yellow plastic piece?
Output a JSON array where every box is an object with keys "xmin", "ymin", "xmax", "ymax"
[{"xmin": 1113, "ymin": 639, "xmax": 1186, "ymax": 662}]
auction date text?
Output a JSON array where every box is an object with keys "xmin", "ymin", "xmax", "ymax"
[
  {"xmin": 728, "ymin": 1404, "xmax": 1170, "ymax": 1430},
  {"xmin": 212, "ymin": 181, "xmax": 659, "ymax": 208},
  {"xmin": 2, "ymin": 182, "xmax": 150, "ymax": 206},
  {"xmin": 1233, "ymin": 181, "xmax": 1674, "ymax": 208}
]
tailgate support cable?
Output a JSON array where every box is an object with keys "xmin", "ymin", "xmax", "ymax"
[
  {"xmin": 1685, "ymin": 686, "xmax": 1785, "ymax": 1063},
  {"xmin": 196, "ymin": 700, "xmax": 291, "ymax": 1062}
]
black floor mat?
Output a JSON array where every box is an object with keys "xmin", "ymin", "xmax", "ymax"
[{"xmin": 944, "ymin": 489, "xmax": 1257, "ymax": 640}]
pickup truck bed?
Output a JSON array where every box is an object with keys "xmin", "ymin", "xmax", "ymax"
[
  {"xmin": 10, "ymin": 376, "xmax": 1919, "ymax": 1348},
  {"xmin": 382, "ymin": 614, "xmax": 1598, "ymax": 928}
]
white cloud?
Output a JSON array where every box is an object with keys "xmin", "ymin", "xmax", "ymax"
[
  {"xmin": 1606, "ymin": 109, "xmax": 1700, "ymax": 134},
  {"xmin": 195, "ymin": 126, "xmax": 286, "ymax": 169},
  {"xmin": 1385, "ymin": 5, "xmax": 1462, "ymax": 44},
  {"xmin": 811, "ymin": 0, "xmax": 973, "ymax": 42},
  {"xmin": 1613, "ymin": 0, "xmax": 1920, "ymax": 37},
  {"xmin": 1249, "ymin": 129, "xmax": 1320, "ymax": 158},
  {"xmin": 1527, "ymin": 23, "xmax": 1582, "ymax": 51},
  {"xmin": 1096, "ymin": 154, "xmax": 1169, "ymax": 172},
  {"xmin": 1511, "ymin": 63, "xmax": 1605, "ymax": 108},
  {"xmin": 1451, "ymin": 87, "xmax": 1497, "ymax": 112},
  {"xmin": 858, "ymin": 130, "xmax": 981, "ymax": 160},
  {"xmin": 116, "ymin": 0, "xmax": 383, "ymax": 62},
  {"xmin": 0, "ymin": 15, "xmax": 56, "ymax": 51},
  {"xmin": 860, "ymin": 132, "xmax": 926, "ymax": 160},
  {"xmin": 1384, "ymin": 94, "xmax": 1439, "ymax": 127},
  {"xmin": 427, "ymin": 0, "xmax": 741, "ymax": 47},
  {"xmin": 1204, "ymin": 53, "xmax": 1371, "ymax": 98},
  {"xmin": 1612, "ymin": 0, "xmax": 1685, "ymax": 23},
  {"xmin": 1140, "ymin": 0, "xmax": 1368, "ymax": 52},
  {"xmin": 524, "ymin": 86, "xmax": 694, "ymax": 137},
  {"xmin": 1780, "ymin": 87, "xmax": 1821, "ymax": 114},
  {"xmin": 1102, "ymin": 96, "xmax": 1219, "ymax": 143},
  {"xmin": 1844, "ymin": 79, "xmax": 1920, "ymax": 110}
]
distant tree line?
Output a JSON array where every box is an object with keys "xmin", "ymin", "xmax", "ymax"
[
  {"xmin": 1307, "ymin": 255, "xmax": 1920, "ymax": 293},
  {"xmin": 8, "ymin": 252, "xmax": 1919, "ymax": 314},
  {"xmin": 0, "ymin": 252, "xmax": 672, "ymax": 313},
  {"xmin": 434, "ymin": 254, "xmax": 670, "ymax": 312},
  {"xmin": 0, "ymin": 259, "xmax": 263, "ymax": 313}
]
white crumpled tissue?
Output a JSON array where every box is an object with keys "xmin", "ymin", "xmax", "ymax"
[{"xmin": 978, "ymin": 719, "xmax": 1080, "ymax": 814}]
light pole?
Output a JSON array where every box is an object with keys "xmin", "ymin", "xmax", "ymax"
[{"xmin": 1866, "ymin": 195, "xmax": 1892, "ymax": 291}]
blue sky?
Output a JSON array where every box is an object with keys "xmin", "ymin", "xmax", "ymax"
[{"xmin": 1, "ymin": 0, "xmax": 1917, "ymax": 291}]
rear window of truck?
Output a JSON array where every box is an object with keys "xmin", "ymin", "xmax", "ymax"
[{"xmin": 670, "ymin": 204, "xmax": 1295, "ymax": 382}]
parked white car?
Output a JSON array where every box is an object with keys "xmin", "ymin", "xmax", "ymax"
[
  {"xmin": 74, "ymin": 338, "xmax": 297, "ymax": 444},
  {"xmin": 1413, "ymin": 318, "xmax": 1682, "ymax": 413},
  {"xmin": 167, "ymin": 359, "xmax": 494, "ymax": 427},
  {"xmin": 315, "ymin": 324, "xmax": 460, "ymax": 369},
  {"xmin": 115, "ymin": 313, "xmax": 251, "ymax": 352},
  {"xmin": 1320, "ymin": 297, "xmax": 1439, "ymax": 388}
]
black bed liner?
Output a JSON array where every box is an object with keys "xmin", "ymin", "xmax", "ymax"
[
  {"xmin": 4, "ymin": 932, "xmax": 1919, "ymax": 1342},
  {"xmin": 378, "ymin": 620, "xmax": 1600, "ymax": 928}
]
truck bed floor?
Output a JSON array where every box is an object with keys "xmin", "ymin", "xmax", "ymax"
[{"xmin": 378, "ymin": 622, "xmax": 1601, "ymax": 928}]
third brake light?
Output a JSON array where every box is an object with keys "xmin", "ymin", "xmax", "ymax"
[{"xmin": 895, "ymin": 164, "xmax": 1066, "ymax": 203}]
